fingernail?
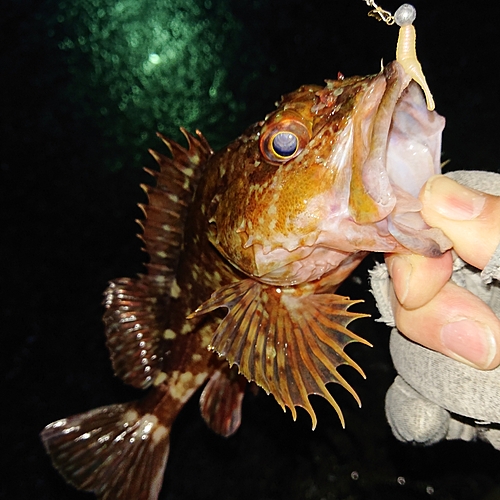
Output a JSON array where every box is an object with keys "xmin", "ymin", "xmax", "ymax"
[
  {"xmin": 422, "ymin": 176, "xmax": 486, "ymax": 221},
  {"xmin": 440, "ymin": 319, "xmax": 496, "ymax": 368}
]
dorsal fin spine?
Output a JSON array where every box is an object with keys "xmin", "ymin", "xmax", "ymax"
[
  {"xmin": 102, "ymin": 129, "xmax": 213, "ymax": 389},
  {"xmin": 139, "ymin": 129, "xmax": 213, "ymax": 291}
]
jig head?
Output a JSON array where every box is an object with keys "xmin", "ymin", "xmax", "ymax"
[
  {"xmin": 363, "ymin": 1, "xmax": 436, "ymax": 111},
  {"xmin": 394, "ymin": 4, "xmax": 435, "ymax": 111}
]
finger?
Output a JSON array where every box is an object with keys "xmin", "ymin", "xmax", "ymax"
[
  {"xmin": 393, "ymin": 280, "xmax": 500, "ymax": 370},
  {"xmin": 420, "ymin": 175, "xmax": 500, "ymax": 270},
  {"xmin": 386, "ymin": 251, "xmax": 453, "ymax": 310}
]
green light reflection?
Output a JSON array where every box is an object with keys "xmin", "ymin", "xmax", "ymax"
[{"xmin": 55, "ymin": 0, "xmax": 245, "ymax": 170}]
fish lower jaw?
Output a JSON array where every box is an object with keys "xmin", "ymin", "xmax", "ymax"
[{"xmin": 246, "ymin": 221, "xmax": 401, "ymax": 286}]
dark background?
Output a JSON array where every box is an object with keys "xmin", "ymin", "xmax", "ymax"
[{"xmin": 2, "ymin": 0, "xmax": 499, "ymax": 499}]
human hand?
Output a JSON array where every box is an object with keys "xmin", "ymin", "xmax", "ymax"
[
  {"xmin": 370, "ymin": 171, "xmax": 500, "ymax": 449},
  {"xmin": 386, "ymin": 174, "xmax": 500, "ymax": 370}
]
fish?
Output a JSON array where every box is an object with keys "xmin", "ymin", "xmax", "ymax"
[{"xmin": 41, "ymin": 59, "xmax": 451, "ymax": 500}]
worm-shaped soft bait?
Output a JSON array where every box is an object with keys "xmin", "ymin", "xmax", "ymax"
[{"xmin": 395, "ymin": 4, "xmax": 435, "ymax": 111}]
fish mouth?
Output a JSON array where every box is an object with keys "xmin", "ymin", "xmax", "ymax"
[
  {"xmin": 365, "ymin": 61, "xmax": 448, "ymax": 255},
  {"xmin": 349, "ymin": 60, "xmax": 443, "ymax": 221},
  {"xmin": 348, "ymin": 60, "xmax": 412, "ymax": 221}
]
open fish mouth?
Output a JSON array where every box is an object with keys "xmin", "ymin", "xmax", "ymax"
[{"xmin": 355, "ymin": 61, "xmax": 445, "ymax": 215}]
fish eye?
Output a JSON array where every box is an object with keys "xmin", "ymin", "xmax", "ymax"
[
  {"xmin": 259, "ymin": 112, "xmax": 311, "ymax": 165},
  {"xmin": 271, "ymin": 132, "xmax": 298, "ymax": 158}
]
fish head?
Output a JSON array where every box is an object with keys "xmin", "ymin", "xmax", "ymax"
[{"xmin": 206, "ymin": 61, "xmax": 448, "ymax": 285}]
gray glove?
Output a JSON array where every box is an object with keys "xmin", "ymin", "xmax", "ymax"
[{"xmin": 370, "ymin": 171, "xmax": 500, "ymax": 450}]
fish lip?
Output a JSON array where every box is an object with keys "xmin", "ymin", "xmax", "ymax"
[
  {"xmin": 381, "ymin": 60, "xmax": 412, "ymax": 97},
  {"xmin": 352, "ymin": 61, "xmax": 412, "ymax": 218}
]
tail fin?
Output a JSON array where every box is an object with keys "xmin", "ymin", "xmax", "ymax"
[{"xmin": 41, "ymin": 402, "xmax": 170, "ymax": 500}]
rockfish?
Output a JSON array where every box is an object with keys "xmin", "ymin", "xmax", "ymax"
[{"xmin": 41, "ymin": 60, "xmax": 449, "ymax": 499}]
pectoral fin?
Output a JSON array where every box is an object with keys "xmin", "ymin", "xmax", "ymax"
[{"xmin": 190, "ymin": 280, "xmax": 370, "ymax": 428}]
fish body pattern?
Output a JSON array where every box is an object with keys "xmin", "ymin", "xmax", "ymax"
[{"xmin": 41, "ymin": 61, "xmax": 449, "ymax": 499}]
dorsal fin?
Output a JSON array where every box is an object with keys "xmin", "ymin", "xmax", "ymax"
[
  {"xmin": 103, "ymin": 129, "xmax": 212, "ymax": 389},
  {"xmin": 138, "ymin": 128, "xmax": 213, "ymax": 293}
]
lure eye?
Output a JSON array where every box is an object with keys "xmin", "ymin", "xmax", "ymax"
[{"xmin": 260, "ymin": 112, "xmax": 311, "ymax": 165}]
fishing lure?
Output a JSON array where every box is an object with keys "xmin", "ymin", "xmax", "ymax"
[
  {"xmin": 394, "ymin": 4, "xmax": 435, "ymax": 110},
  {"xmin": 365, "ymin": 2, "xmax": 435, "ymax": 110}
]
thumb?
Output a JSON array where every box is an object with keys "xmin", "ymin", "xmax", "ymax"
[{"xmin": 420, "ymin": 175, "xmax": 500, "ymax": 270}]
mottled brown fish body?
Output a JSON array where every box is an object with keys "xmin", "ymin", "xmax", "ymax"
[{"xmin": 41, "ymin": 61, "xmax": 450, "ymax": 499}]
